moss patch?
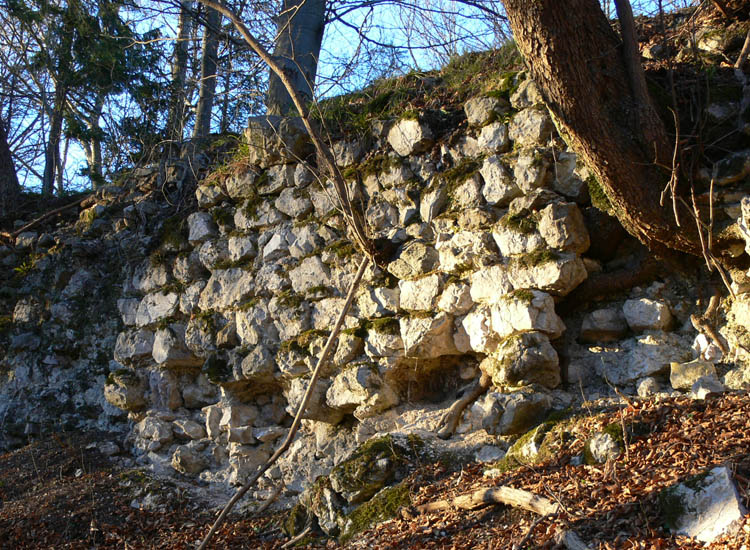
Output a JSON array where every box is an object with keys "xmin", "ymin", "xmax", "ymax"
[
  {"xmin": 512, "ymin": 247, "xmax": 560, "ymax": 270},
  {"xmin": 362, "ymin": 317, "xmax": 401, "ymax": 336},
  {"xmin": 586, "ymin": 174, "xmax": 612, "ymax": 214},
  {"xmin": 340, "ymin": 481, "xmax": 411, "ymax": 543},
  {"xmin": 500, "ymin": 209, "xmax": 538, "ymax": 234}
]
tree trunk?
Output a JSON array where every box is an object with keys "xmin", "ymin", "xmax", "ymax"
[
  {"xmin": 42, "ymin": 85, "xmax": 66, "ymax": 195},
  {"xmin": 166, "ymin": 0, "xmax": 193, "ymax": 146},
  {"xmin": 86, "ymin": 92, "xmax": 105, "ymax": 187},
  {"xmin": 502, "ymin": 0, "xmax": 703, "ymax": 258},
  {"xmin": 266, "ymin": 0, "xmax": 326, "ymax": 116},
  {"xmin": 193, "ymin": 6, "xmax": 220, "ymax": 139},
  {"xmin": 0, "ymin": 116, "xmax": 20, "ymax": 218}
]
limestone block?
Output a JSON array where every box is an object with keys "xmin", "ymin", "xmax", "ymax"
[
  {"xmin": 461, "ymin": 306, "xmax": 498, "ymax": 353},
  {"xmin": 399, "ymin": 274, "xmax": 442, "ymax": 311},
  {"xmin": 187, "ymin": 212, "xmax": 217, "ymax": 245},
  {"xmin": 478, "ymin": 122, "xmax": 510, "ymax": 153},
  {"xmin": 289, "ymin": 256, "xmax": 331, "ymax": 294},
  {"xmin": 492, "ymin": 221, "xmax": 545, "ymax": 257},
  {"xmin": 400, "ymin": 312, "xmax": 460, "ymax": 358},
  {"xmin": 420, "ymin": 179, "xmax": 448, "ymax": 222},
  {"xmin": 275, "ymin": 187, "xmax": 313, "ymax": 219},
  {"xmin": 595, "ymin": 332, "xmax": 693, "ymax": 386},
  {"xmin": 152, "ymin": 323, "xmax": 202, "ymax": 368},
  {"xmin": 172, "ymin": 419, "xmax": 206, "ymax": 440},
  {"xmin": 623, "ymin": 298, "xmax": 673, "ymax": 332},
  {"xmin": 509, "ymin": 106, "xmax": 554, "ymax": 146},
  {"xmin": 114, "ymin": 329, "xmax": 155, "ymax": 363},
  {"xmin": 490, "ymin": 289, "xmax": 565, "ymax": 340},
  {"xmin": 437, "ymin": 230, "xmax": 498, "ymax": 272},
  {"xmin": 172, "ymin": 251, "xmax": 206, "ymax": 284},
  {"xmin": 507, "ymin": 251, "xmax": 587, "ymax": 297},
  {"xmin": 228, "ymin": 234, "xmax": 256, "ymax": 262},
  {"xmin": 326, "ymin": 364, "xmax": 399, "ymax": 420},
  {"xmin": 388, "ymin": 241, "xmax": 440, "ymax": 279},
  {"xmin": 195, "ymin": 184, "xmax": 225, "ymax": 208},
  {"xmin": 197, "ymin": 239, "xmax": 230, "ymax": 269},
  {"xmin": 510, "ymin": 78, "xmax": 544, "ymax": 109},
  {"xmin": 198, "ymin": 268, "xmax": 255, "ymax": 311},
  {"xmin": 580, "ymin": 308, "xmax": 628, "ymax": 343},
  {"xmin": 131, "ymin": 262, "xmax": 169, "ymax": 294},
  {"xmin": 437, "ymin": 281, "xmax": 474, "ymax": 315},
  {"xmin": 104, "ymin": 370, "xmax": 146, "ymax": 412},
  {"xmin": 358, "ymin": 287, "xmax": 400, "ymax": 318},
  {"xmin": 225, "ymin": 169, "xmax": 258, "ymax": 199},
  {"xmin": 469, "ymin": 265, "xmax": 513, "ymax": 304},
  {"xmin": 480, "ymin": 155, "xmax": 521, "ymax": 206},
  {"xmin": 670, "ymin": 359, "xmax": 718, "ymax": 390},
  {"xmin": 538, "ymin": 201, "xmax": 590, "ymax": 253},
  {"xmin": 171, "ymin": 445, "xmax": 208, "ymax": 475},
  {"xmin": 284, "ymin": 377, "xmax": 344, "ymax": 424},
  {"xmin": 464, "ymin": 95, "xmax": 509, "ymax": 127},
  {"xmin": 513, "ymin": 149, "xmax": 550, "ymax": 193},
  {"xmin": 484, "ymin": 331, "xmax": 560, "ymax": 388},
  {"xmin": 135, "ymin": 292, "xmax": 179, "ymax": 327},
  {"xmin": 387, "ymin": 118, "xmax": 434, "ymax": 156}
]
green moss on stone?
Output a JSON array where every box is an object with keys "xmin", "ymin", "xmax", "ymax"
[
  {"xmin": 500, "ymin": 209, "xmax": 538, "ymax": 234},
  {"xmin": 325, "ymin": 240, "xmax": 357, "ymax": 259},
  {"xmin": 340, "ymin": 481, "xmax": 411, "ymax": 543},
  {"xmin": 362, "ymin": 317, "xmax": 400, "ymax": 336},
  {"xmin": 512, "ymin": 247, "xmax": 560, "ymax": 269}
]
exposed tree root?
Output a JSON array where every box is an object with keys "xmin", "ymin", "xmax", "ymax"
[
  {"xmin": 691, "ymin": 289, "xmax": 729, "ymax": 354},
  {"xmin": 436, "ymin": 373, "xmax": 491, "ymax": 440},
  {"xmin": 557, "ymin": 256, "xmax": 661, "ymax": 315}
]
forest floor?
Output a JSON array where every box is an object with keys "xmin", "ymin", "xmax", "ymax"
[{"xmin": 3, "ymin": 392, "xmax": 750, "ymax": 549}]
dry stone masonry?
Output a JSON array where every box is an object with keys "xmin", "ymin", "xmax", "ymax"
[{"xmin": 0, "ymin": 66, "xmax": 749, "ymax": 535}]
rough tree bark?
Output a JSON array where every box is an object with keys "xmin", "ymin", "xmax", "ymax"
[
  {"xmin": 193, "ymin": 5, "xmax": 221, "ymax": 139},
  {"xmin": 0, "ymin": 116, "xmax": 20, "ymax": 218},
  {"xmin": 266, "ymin": 0, "xmax": 326, "ymax": 116},
  {"xmin": 166, "ymin": 0, "xmax": 194, "ymax": 146},
  {"xmin": 502, "ymin": 0, "xmax": 708, "ymax": 259}
]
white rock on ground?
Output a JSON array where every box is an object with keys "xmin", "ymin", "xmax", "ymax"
[{"xmin": 661, "ymin": 466, "xmax": 745, "ymax": 543}]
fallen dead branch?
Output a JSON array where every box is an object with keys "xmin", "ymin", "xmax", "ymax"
[
  {"xmin": 417, "ymin": 486, "xmax": 560, "ymax": 516},
  {"xmin": 0, "ymin": 194, "xmax": 89, "ymax": 242}
]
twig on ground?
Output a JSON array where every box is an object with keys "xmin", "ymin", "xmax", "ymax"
[
  {"xmin": 280, "ymin": 523, "xmax": 312, "ymax": 549},
  {"xmin": 512, "ymin": 513, "xmax": 554, "ymax": 550}
]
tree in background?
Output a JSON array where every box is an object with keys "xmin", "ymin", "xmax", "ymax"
[
  {"xmin": 0, "ymin": 116, "xmax": 20, "ymax": 218},
  {"xmin": 266, "ymin": 0, "xmax": 326, "ymax": 115}
]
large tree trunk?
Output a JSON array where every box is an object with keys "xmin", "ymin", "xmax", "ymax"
[
  {"xmin": 0, "ymin": 116, "xmax": 20, "ymax": 218},
  {"xmin": 193, "ymin": 6, "xmax": 220, "ymax": 139},
  {"xmin": 502, "ymin": 0, "xmax": 704, "ymax": 258},
  {"xmin": 266, "ymin": 0, "xmax": 326, "ymax": 116},
  {"xmin": 166, "ymin": 0, "xmax": 193, "ymax": 146}
]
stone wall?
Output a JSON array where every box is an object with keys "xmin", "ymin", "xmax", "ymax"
[{"xmin": 1, "ymin": 67, "xmax": 749, "ymax": 514}]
